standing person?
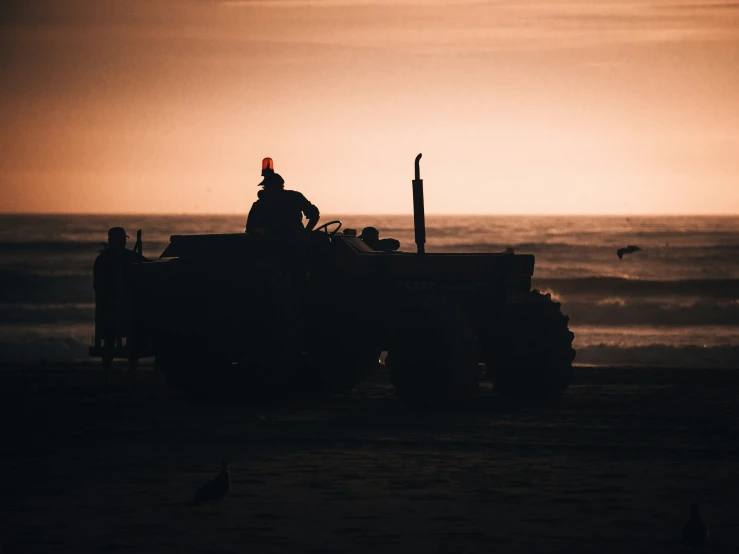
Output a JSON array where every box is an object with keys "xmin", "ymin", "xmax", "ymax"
[
  {"xmin": 93, "ymin": 227, "xmax": 148, "ymax": 386},
  {"xmin": 246, "ymin": 158, "xmax": 320, "ymax": 238}
]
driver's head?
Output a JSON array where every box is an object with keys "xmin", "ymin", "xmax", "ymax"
[
  {"xmin": 107, "ymin": 227, "xmax": 128, "ymax": 250},
  {"xmin": 259, "ymin": 172, "xmax": 285, "ymax": 191}
]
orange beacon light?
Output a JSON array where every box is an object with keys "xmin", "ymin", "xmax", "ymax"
[{"xmin": 261, "ymin": 157, "xmax": 274, "ymax": 176}]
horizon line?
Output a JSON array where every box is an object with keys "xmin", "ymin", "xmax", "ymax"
[{"xmin": 2, "ymin": 211, "xmax": 739, "ymax": 218}]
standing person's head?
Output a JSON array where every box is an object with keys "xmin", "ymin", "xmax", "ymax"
[
  {"xmin": 107, "ymin": 227, "xmax": 128, "ymax": 250},
  {"xmin": 259, "ymin": 172, "xmax": 285, "ymax": 192}
]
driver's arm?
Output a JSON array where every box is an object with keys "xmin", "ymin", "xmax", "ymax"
[
  {"xmin": 246, "ymin": 201, "xmax": 264, "ymax": 234},
  {"xmin": 302, "ymin": 199, "xmax": 320, "ymax": 232}
]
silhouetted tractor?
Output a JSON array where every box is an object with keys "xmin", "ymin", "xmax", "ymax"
[{"xmin": 90, "ymin": 154, "xmax": 575, "ymax": 407}]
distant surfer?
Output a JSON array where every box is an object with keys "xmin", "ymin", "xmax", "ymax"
[{"xmin": 617, "ymin": 245, "xmax": 641, "ymax": 260}]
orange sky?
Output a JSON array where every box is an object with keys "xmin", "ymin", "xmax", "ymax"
[{"xmin": 1, "ymin": 0, "xmax": 738, "ymax": 215}]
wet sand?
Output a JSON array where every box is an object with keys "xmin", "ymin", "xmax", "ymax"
[{"xmin": 1, "ymin": 363, "xmax": 738, "ymax": 553}]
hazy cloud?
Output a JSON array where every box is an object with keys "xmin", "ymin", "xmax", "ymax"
[{"xmin": 2, "ymin": 0, "xmax": 738, "ymax": 214}]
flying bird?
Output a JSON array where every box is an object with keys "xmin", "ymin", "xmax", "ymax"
[
  {"xmin": 193, "ymin": 461, "xmax": 231, "ymax": 511},
  {"xmin": 617, "ymin": 245, "xmax": 641, "ymax": 260},
  {"xmin": 682, "ymin": 502, "xmax": 709, "ymax": 547}
]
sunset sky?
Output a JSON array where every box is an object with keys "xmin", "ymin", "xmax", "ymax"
[{"xmin": 1, "ymin": 0, "xmax": 738, "ymax": 215}]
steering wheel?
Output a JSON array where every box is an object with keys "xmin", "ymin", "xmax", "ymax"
[{"xmin": 314, "ymin": 220, "xmax": 342, "ymax": 236}]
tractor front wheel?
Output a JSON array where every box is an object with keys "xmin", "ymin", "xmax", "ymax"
[{"xmin": 481, "ymin": 290, "xmax": 575, "ymax": 402}]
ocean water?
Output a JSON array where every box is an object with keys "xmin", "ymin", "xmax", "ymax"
[{"xmin": 1, "ymin": 214, "xmax": 738, "ymax": 368}]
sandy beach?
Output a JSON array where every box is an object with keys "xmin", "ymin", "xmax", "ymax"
[{"xmin": 1, "ymin": 363, "xmax": 737, "ymax": 553}]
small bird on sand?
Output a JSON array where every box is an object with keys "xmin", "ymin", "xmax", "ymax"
[
  {"xmin": 617, "ymin": 245, "xmax": 641, "ymax": 259},
  {"xmin": 683, "ymin": 502, "xmax": 708, "ymax": 547},
  {"xmin": 193, "ymin": 461, "xmax": 230, "ymax": 511}
]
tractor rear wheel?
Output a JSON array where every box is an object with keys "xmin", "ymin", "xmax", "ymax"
[
  {"xmin": 298, "ymin": 295, "xmax": 381, "ymax": 393},
  {"xmin": 299, "ymin": 342, "xmax": 380, "ymax": 394},
  {"xmin": 386, "ymin": 296, "xmax": 480, "ymax": 409},
  {"xmin": 481, "ymin": 290, "xmax": 575, "ymax": 401},
  {"xmin": 155, "ymin": 261, "xmax": 303, "ymax": 400}
]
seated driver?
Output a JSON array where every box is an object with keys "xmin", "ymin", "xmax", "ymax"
[
  {"xmin": 246, "ymin": 159, "xmax": 320, "ymax": 238},
  {"xmin": 359, "ymin": 227, "xmax": 400, "ymax": 251}
]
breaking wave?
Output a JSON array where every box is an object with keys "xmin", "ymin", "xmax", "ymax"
[
  {"xmin": 576, "ymin": 345, "xmax": 739, "ymax": 369},
  {"xmin": 536, "ymin": 277, "xmax": 739, "ymax": 299}
]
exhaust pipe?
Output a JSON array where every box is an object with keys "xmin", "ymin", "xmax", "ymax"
[
  {"xmin": 412, "ymin": 153, "xmax": 426, "ymax": 254},
  {"xmin": 133, "ymin": 229, "xmax": 143, "ymax": 257}
]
